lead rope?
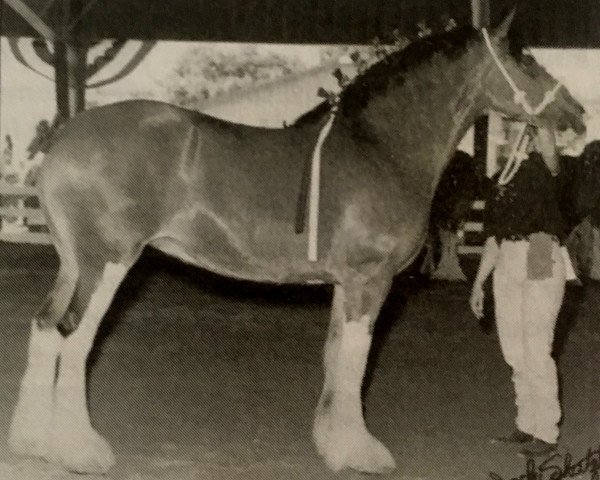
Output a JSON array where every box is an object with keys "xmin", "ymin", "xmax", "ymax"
[
  {"xmin": 307, "ymin": 105, "xmax": 337, "ymax": 262},
  {"xmin": 497, "ymin": 122, "xmax": 531, "ymax": 185}
]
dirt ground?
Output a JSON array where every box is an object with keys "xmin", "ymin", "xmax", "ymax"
[{"xmin": 0, "ymin": 244, "xmax": 599, "ymax": 480}]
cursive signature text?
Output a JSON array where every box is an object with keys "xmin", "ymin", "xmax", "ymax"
[{"xmin": 489, "ymin": 446, "xmax": 600, "ymax": 480}]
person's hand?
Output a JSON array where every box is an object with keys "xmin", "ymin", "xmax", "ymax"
[{"xmin": 470, "ymin": 283, "xmax": 484, "ymax": 319}]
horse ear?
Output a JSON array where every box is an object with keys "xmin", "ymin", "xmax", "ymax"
[{"xmin": 492, "ymin": 6, "xmax": 516, "ymax": 40}]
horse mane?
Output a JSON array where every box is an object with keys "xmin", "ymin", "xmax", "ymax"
[{"xmin": 293, "ymin": 25, "xmax": 479, "ymax": 127}]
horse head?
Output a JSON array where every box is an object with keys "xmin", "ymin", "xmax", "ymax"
[{"xmin": 481, "ymin": 11, "xmax": 587, "ymax": 136}]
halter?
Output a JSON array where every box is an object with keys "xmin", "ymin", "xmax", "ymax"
[
  {"xmin": 481, "ymin": 28, "xmax": 563, "ymax": 116},
  {"xmin": 481, "ymin": 28, "xmax": 562, "ymax": 185}
]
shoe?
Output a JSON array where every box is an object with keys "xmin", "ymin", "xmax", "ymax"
[
  {"xmin": 491, "ymin": 429, "xmax": 534, "ymax": 444},
  {"xmin": 518, "ymin": 438, "xmax": 557, "ymax": 457}
]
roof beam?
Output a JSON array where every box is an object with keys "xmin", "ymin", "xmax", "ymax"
[
  {"xmin": 3, "ymin": 0, "xmax": 57, "ymax": 41},
  {"xmin": 1, "ymin": 1, "xmax": 598, "ymax": 48}
]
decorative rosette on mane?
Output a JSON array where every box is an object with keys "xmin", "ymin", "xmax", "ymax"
[{"xmin": 333, "ymin": 19, "xmax": 457, "ymax": 102}]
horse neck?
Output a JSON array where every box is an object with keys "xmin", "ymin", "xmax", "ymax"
[{"xmin": 358, "ymin": 47, "xmax": 490, "ymax": 194}]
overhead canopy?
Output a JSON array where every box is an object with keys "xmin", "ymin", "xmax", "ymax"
[{"xmin": 1, "ymin": 0, "xmax": 599, "ymax": 48}]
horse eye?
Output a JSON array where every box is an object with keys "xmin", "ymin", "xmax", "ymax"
[{"xmin": 518, "ymin": 55, "xmax": 540, "ymax": 78}]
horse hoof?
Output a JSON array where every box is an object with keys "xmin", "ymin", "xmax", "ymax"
[
  {"xmin": 8, "ymin": 430, "xmax": 50, "ymax": 460},
  {"xmin": 345, "ymin": 437, "xmax": 396, "ymax": 474},
  {"xmin": 48, "ymin": 427, "xmax": 115, "ymax": 474},
  {"xmin": 8, "ymin": 406, "xmax": 51, "ymax": 459},
  {"xmin": 314, "ymin": 419, "xmax": 396, "ymax": 474}
]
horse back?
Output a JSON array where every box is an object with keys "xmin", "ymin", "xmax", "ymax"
[{"xmin": 38, "ymin": 100, "xmax": 338, "ymax": 279}]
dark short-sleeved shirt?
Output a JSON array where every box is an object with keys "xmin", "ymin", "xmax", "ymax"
[{"xmin": 484, "ymin": 152, "xmax": 565, "ymax": 243}]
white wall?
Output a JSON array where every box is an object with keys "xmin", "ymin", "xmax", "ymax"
[{"xmin": 2, "ymin": 39, "xmax": 598, "ymax": 161}]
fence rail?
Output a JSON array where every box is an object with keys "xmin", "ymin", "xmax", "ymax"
[
  {"xmin": 0, "ymin": 181, "xmax": 52, "ymax": 245},
  {"xmin": 0, "ymin": 183, "xmax": 39, "ymax": 196},
  {"xmin": 457, "ymin": 245, "xmax": 484, "ymax": 254},
  {"xmin": 0, "ymin": 206, "xmax": 46, "ymax": 224},
  {"xmin": 457, "ymin": 199, "xmax": 485, "ymax": 254},
  {"xmin": 0, "ymin": 231, "xmax": 53, "ymax": 244}
]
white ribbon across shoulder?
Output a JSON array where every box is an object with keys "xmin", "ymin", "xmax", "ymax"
[{"xmin": 307, "ymin": 105, "xmax": 338, "ymax": 262}]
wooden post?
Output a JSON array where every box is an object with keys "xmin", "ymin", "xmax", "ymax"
[
  {"xmin": 66, "ymin": 0, "xmax": 87, "ymax": 115},
  {"xmin": 52, "ymin": 0, "xmax": 70, "ymax": 120},
  {"xmin": 54, "ymin": 40, "xmax": 70, "ymax": 120},
  {"xmin": 471, "ymin": 0, "xmax": 491, "ymax": 176},
  {"xmin": 485, "ymin": 111, "xmax": 503, "ymax": 177},
  {"xmin": 474, "ymin": 115, "xmax": 490, "ymax": 176},
  {"xmin": 66, "ymin": 44, "xmax": 87, "ymax": 116},
  {"xmin": 53, "ymin": 0, "xmax": 87, "ymax": 119}
]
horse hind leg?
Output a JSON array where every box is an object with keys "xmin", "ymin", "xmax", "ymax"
[
  {"xmin": 313, "ymin": 279, "xmax": 396, "ymax": 474},
  {"xmin": 8, "ymin": 258, "xmax": 78, "ymax": 459},
  {"xmin": 45, "ymin": 259, "xmax": 132, "ymax": 474}
]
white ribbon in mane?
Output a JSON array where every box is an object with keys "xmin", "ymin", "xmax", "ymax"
[{"xmin": 307, "ymin": 105, "xmax": 337, "ymax": 262}]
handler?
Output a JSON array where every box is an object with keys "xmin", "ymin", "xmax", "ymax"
[{"xmin": 470, "ymin": 126, "xmax": 569, "ymax": 457}]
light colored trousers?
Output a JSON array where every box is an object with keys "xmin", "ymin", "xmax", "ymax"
[{"xmin": 493, "ymin": 240, "xmax": 566, "ymax": 443}]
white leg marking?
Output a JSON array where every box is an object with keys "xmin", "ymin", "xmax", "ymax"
[
  {"xmin": 314, "ymin": 316, "xmax": 396, "ymax": 473},
  {"xmin": 49, "ymin": 262, "xmax": 127, "ymax": 474},
  {"xmin": 9, "ymin": 322, "xmax": 62, "ymax": 458}
]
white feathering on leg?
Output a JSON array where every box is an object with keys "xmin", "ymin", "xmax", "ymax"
[
  {"xmin": 9, "ymin": 322, "xmax": 62, "ymax": 458},
  {"xmin": 49, "ymin": 262, "xmax": 127, "ymax": 474},
  {"xmin": 315, "ymin": 315, "xmax": 395, "ymax": 473}
]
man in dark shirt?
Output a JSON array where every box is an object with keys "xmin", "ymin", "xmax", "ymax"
[{"xmin": 470, "ymin": 127, "xmax": 567, "ymax": 457}]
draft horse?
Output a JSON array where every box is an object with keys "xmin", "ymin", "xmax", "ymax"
[{"xmin": 9, "ymin": 13, "xmax": 585, "ymax": 475}]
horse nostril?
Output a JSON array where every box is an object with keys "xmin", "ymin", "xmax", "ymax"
[
  {"xmin": 555, "ymin": 116, "xmax": 585, "ymax": 135},
  {"xmin": 556, "ymin": 118, "xmax": 569, "ymax": 132},
  {"xmin": 573, "ymin": 119, "xmax": 587, "ymax": 135}
]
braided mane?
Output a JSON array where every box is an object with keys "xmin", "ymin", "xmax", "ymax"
[{"xmin": 293, "ymin": 25, "xmax": 479, "ymax": 126}]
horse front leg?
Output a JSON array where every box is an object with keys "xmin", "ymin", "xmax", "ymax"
[{"xmin": 313, "ymin": 276, "xmax": 396, "ymax": 474}]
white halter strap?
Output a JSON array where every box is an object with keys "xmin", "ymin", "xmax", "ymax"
[
  {"xmin": 497, "ymin": 122, "xmax": 531, "ymax": 186},
  {"xmin": 307, "ymin": 105, "xmax": 337, "ymax": 262},
  {"xmin": 481, "ymin": 28, "xmax": 563, "ymax": 116}
]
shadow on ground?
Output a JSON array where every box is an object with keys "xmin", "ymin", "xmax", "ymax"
[{"xmin": 0, "ymin": 244, "xmax": 599, "ymax": 480}]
